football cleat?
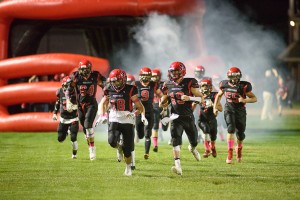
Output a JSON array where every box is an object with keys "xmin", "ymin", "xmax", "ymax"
[
  {"xmin": 236, "ymin": 146, "xmax": 242, "ymax": 163},
  {"xmin": 211, "ymin": 147, "xmax": 217, "ymax": 158},
  {"xmin": 153, "ymin": 146, "xmax": 158, "ymax": 152},
  {"xmin": 188, "ymin": 144, "xmax": 201, "ymax": 161},
  {"xmin": 124, "ymin": 166, "xmax": 132, "ymax": 176},
  {"xmin": 144, "ymin": 154, "xmax": 149, "ymax": 160},
  {"xmin": 131, "ymin": 166, "xmax": 136, "ymax": 170},
  {"xmin": 171, "ymin": 166, "xmax": 182, "ymax": 176},
  {"xmin": 72, "ymin": 154, "xmax": 77, "ymax": 159},
  {"xmin": 203, "ymin": 150, "xmax": 211, "ymax": 158},
  {"xmin": 226, "ymin": 148, "xmax": 233, "ymax": 164},
  {"xmin": 89, "ymin": 146, "xmax": 96, "ymax": 160}
]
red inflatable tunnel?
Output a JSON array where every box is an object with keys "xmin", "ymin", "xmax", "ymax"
[
  {"xmin": 0, "ymin": 0, "xmax": 205, "ymax": 132},
  {"xmin": 0, "ymin": 54, "xmax": 109, "ymax": 132}
]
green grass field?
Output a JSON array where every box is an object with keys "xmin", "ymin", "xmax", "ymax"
[{"xmin": 1, "ymin": 108, "xmax": 300, "ymax": 200}]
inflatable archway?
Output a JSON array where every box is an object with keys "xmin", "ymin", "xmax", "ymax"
[
  {"xmin": 0, "ymin": 53, "xmax": 109, "ymax": 131},
  {"xmin": 0, "ymin": 0, "xmax": 210, "ymax": 132}
]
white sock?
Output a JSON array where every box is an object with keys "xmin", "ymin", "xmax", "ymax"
[
  {"xmin": 72, "ymin": 141, "xmax": 78, "ymax": 150},
  {"xmin": 131, "ymin": 150, "xmax": 135, "ymax": 166},
  {"xmin": 175, "ymin": 159, "xmax": 181, "ymax": 168}
]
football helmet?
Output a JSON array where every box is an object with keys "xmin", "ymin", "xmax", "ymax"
[
  {"xmin": 78, "ymin": 58, "xmax": 92, "ymax": 78},
  {"xmin": 109, "ymin": 69, "xmax": 127, "ymax": 91},
  {"xmin": 139, "ymin": 67, "xmax": 152, "ymax": 84},
  {"xmin": 151, "ymin": 68, "xmax": 161, "ymax": 83},
  {"xmin": 126, "ymin": 73, "xmax": 135, "ymax": 85},
  {"xmin": 227, "ymin": 67, "xmax": 242, "ymax": 85},
  {"xmin": 168, "ymin": 61, "xmax": 186, "ymax": 81},
  {"xmin": 194, "ymin": 65, "xmax": 205, "ymax": 79},
  {"xmin": 200, "ymin": 78, "xmax": 212, "ymax": 95},
  {"xmin": 61, "ymin": 76, "xmax": 70, "ymax": 91}
]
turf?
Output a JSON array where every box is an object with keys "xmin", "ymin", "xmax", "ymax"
[{"xmin": 0, "ymin": 110, "xmax": 300, "ymax": 200}]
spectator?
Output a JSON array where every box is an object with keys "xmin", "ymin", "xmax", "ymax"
[
  {"xmin": 260, "ymin": 69, "xmax": 278, "ymax": 121},
  {"xmin": 276, "ymin": 76, "xmax": 288, "ymax": 117}
]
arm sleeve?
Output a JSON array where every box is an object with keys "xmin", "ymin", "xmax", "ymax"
[{"xmin": 53, "ymin": 89, "xmax": 60, "ymax": 114}]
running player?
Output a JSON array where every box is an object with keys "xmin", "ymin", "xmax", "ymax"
[
  {"xmin": 52, "ymin": 76, "xmax": 79, "ymax": 159},
  {"xmin": 151, "ymin": 68, "xmax": 169, "ymax": 152},
  {"xmin": 66, "ymin": 58, "xmax": 106, "ymax": 160},
  {"xmin": 197, "ymin": 78, "xmax": 222, "ymax": 158},
  {"xmin": 161, "ymin": 61, "xmax": 204, "ymax": 175},
  {"xmin": 135, "ymin": 67, "xmax": 164, "ymax": 159},
  {"xmin": 213, "ymin": 67, "xmax": 257, "ymax": 164},
  {"xmin": 97, "ymin": 69, "xmax": 146, "ymax": 176}
]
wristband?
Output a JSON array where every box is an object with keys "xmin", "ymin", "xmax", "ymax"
[{"xmin": 189, "ymin": 96, "xmax": 202, "ymax": 102}]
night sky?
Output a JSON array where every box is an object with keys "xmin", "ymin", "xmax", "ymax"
[{"xmin": 231, "ymin": 0, "xmax": 289, "ymax": 42}]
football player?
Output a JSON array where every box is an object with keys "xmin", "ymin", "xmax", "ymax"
[
  {"xmin": 151, "ymin": 68, "xmax": 169, "ymax": 152},
  {"xmin": 194, "ymin": 65, "xmax": 205, "ymax": 81},
  {"xmin": 126, "ymin": 73, "xmax": 135, "ymax": 85},
  {"xmin": 212, "ymin": 73, "xmax": 226, "ymax": 141},
  {"xmin": 65, "ymin": 58, "xmax": 106, "ymax": 160},
  {"xmin": 52, "ymin": 76, "xmax": 79, "ymax": 159},
  {"xmin": 160, "ymin": 61, "xmax": 204, "ymax": 175},
  {"xmin": 97, "ymin": 69, "xmax": 146, "ymax": 176},
  {"xmin": 213, "ymin": 67, "xmax": 257, "ymax": 164},
  {"xmin": 197, "ymin": 78, "xmax": 222, "ymax": 158},
  {"xmin": 193, "ymin": 65, "xmax": 207, "ymax": 144},
  {"xmin": 135, "ymin": 67, "xmax": 164, "ymax": 160}
]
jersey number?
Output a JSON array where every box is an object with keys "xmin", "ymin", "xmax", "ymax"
[
  {"xmin": 80, "ymin": 85, "xmax": 95, "ymax": 96},
  {"xmin": 170, "ymin": 91, "xmax": 185, "ymax": 105},
  {"xmin": 141, "ymin": 90, "xmax": 149, "ymax": 101},
  {"xmin": 111, "ymin": 99, "xmax": 125, "ymax": 111}
]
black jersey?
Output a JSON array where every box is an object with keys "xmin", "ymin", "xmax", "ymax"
[
  {"xmin": 219, "ymin": 80, "xmax": 252, "ymax": 109},
  {"xmin": 162, "ymin": 78, "xmax": 199, "ymax": 115},
  {"xmin": 199, "ymin": 92, "xmax": 218, "ymax": 121},
  {"xmin": 135, "ymin": 81, "xmax": 158, "ymax": 111},
  {"xmin": 54, "ymin": 88, "xmax": 77, "ymax": 119},
  {"xmin": 68, "ymin": 71, "xmax": 106, "ymax": 104},
  {"xmin": 104, "ymin": 84, "xmax": 138, "ymax": 112}
]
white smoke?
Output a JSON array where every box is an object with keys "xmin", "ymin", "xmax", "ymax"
[
  {"xmin": 114, "ymin": 12, "xmax": 195, "ymax": 80},
  {"xmin": 114, "ymin": 1, "xmax": 285, "ymax": 100}
]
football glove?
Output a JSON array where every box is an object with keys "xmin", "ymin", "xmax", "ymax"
[
  {"xmin": 95, "ymin": 114, "xmax": 108, "ymax": 127},
  {"xmin": 141, "ymin": 114, "xmax": 148, "ymax": 126},
  {"xmin": 52, "ymin": 114, "xmax": 57, "ymax": 121}
]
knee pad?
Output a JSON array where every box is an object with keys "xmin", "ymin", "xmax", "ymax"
[
  {"xmin": 86, "ymin": 128, "xmax": 94, "ymax": 138},
  {"xmin": 236, "ymin": 132, "xmax": 246, "ymax": 141},
  {"xmin": 108, "ymin": 135, "xmax": 117, "ymax": 148},
  {"xmin": 227, "ymin": 125, "xmax": 235, "ymax": 133},
  {"xmin": 173, "ymin": 145, "xmax": 180, "ymax": 151},
  {"xmin": 57, "ymin": 134, "xmax": 66, "ymax": 143}
]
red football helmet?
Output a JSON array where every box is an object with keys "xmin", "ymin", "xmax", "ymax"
[
  {"xmin": 126, "ymin": 73, "xmax": 135, "ymax": 85},
  {"xmin": 151, "ymin": 68, "xmax": 161, "ymax": 82},
  {"xmin": 227, "ymin": 67, "xmax": 242, "ymax": 85},
  {"xmin": 109, "ymin": 69, "xmax": 127, "ymax": 91},
  {"xmin": 200, "ymin": 78, "xmax": 212, "ymax": 95},
  {"xmin": 168, "ymin": 61, "xmax": 186, "ymax": 81},
  {"xmin": 78, "ymin": 58, "xmax": 92, "ymax": 78},
  {"xmin": 61, "ymin": 76, "xmax": 70, "ymax": 91},
  {"xmin": 194, "ymin": 65, "xmax": 205, "ymax": 79},
  {"xmin": 139, "ymin": 67, "xmax": 152, "ymax": 84}
]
